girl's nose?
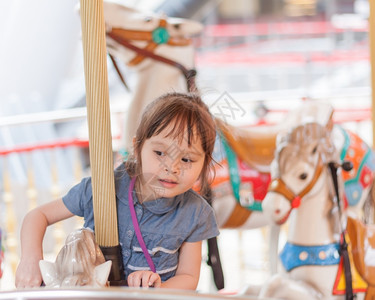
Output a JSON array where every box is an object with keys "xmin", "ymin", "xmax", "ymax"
[{"xmin": 165, "ymin": 159, "xmax": 180, "ymax": 174}]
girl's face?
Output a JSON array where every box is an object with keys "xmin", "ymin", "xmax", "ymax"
[{"xmin": 137, "ymin": 123, "xmax": 205, "ymax": 202}]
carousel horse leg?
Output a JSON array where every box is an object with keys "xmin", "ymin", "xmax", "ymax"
[{"xmin": 268, "ymin": 224, "xmax": 280, "ymax": 274}]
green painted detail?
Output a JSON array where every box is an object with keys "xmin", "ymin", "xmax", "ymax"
[
  {"xmin": 152, "ymin": 27, "xmax": 170, "ymax": 44},
  {"xmin": 248, "ymin": 201, "xmax": 262, "ymax": 211},
  {"xmin": 221, "ymin": 135, "xmax": 240, "ymax": 201},
  {"xmin": 118, "ymin": 149, "xmax": 129, "ymax": 162},
  {"xmin": 340, "ymin": 126, "xmax": 350, "ymax": 161},
  {"xmin": 220, "ymin": 134, "xmax": 262, "ymax": 211},
  {"xmin": 339, "ymin": 126, "xmax": 371, "ymax": 185}
]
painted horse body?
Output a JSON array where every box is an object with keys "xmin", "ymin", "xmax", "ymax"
[{"xmin": 258, "ymin": 104, "xmax": 375, "ymax": 299}]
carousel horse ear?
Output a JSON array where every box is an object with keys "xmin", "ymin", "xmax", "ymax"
[
  {"xmin": 39, "ymin": 260, "xmax": 58, "ymax": 287},
  {"xmin": 94, "ymin": 260, "xmax": 112, "ymax": 287},
  {"xmin": 326, "ymin": 109, "xmax": 334, "ymax": 132}
]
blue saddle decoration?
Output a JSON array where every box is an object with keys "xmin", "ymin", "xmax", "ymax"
[
  {"xmin": 280, "ymin": 242, "xmax": 341, "ymax": 272},
  {"xmin": 339, "ymin": 127, "xmax": 375, "ymax": 206}
]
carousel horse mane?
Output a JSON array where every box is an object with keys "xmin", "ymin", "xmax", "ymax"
[
  {"xmin": 39, "ymin": 228, "xmax": 112, "ymax": 287},
  {"xmin": 274, "ymin": 122, "xmax": 337, "ymax": 177}
]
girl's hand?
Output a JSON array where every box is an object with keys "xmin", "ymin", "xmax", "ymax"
[
  {"xmin": 127, "ymin": 271, "xmax": 161, "ymax": 288},
  {"xmin": 15, "ymin": 257, "xmax": 43, "ymax": 288}
]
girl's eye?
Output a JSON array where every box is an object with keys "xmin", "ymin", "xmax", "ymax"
[
  {"xmin": 154, "ymin": 151, "xmax": 165, "ymax": 156},
  {"xmin": 181, "ymin": 157, "xmax": 193, "ymax": 163}
]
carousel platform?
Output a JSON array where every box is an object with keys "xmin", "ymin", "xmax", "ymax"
[{"xmin": 0, "ymin": 287, "xmax": 274, "ymax": 300}]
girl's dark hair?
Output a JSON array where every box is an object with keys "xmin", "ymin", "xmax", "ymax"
[{"xmin": 125, "ymin": 92, "xmax": 217, "ymax": 196}]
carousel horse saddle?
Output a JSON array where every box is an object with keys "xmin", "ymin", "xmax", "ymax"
[
  {"xmin": 216, "ymin": 118, "xmax": 278, "ymax": 172},
  {"xmin": 347, "ymin": 217, "xmax": 375, "ymax": 299},
  {"xmin": 215, "ymin": 101, "xmax": 334, "ymax": 173}
]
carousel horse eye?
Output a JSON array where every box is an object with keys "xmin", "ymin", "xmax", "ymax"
[
  {"xmin": 174, "ymin": 23, "xmax": 181, "ymax": 29},
  {"xmin": 299, "ymin": 173, "xmax": 308, "ymax": 180},
  {"xmin": 312, "ymin": 146, "xmax": 317, "ymax": 154}
]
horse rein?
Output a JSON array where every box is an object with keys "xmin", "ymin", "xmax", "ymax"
[
  {"xmin": 106, "ymin": 18, "xmax": 197, "ymax": 92},
  {"xmin": 268, "ymin": 155, "xmax": 325, "ymax": 213}
]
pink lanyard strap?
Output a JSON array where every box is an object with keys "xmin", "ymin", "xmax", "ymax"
[{"xmin": 128, "ymin": 177, "xmax": 156, "ymax": 273}]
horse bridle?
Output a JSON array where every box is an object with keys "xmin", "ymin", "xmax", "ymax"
[
  {"xmin": 106, "ymin": 18, "xmax": 197, "ymax": 92},
  {"xmin": 268, "ymin": 155, "xmax": 325, "ymax": 214}
]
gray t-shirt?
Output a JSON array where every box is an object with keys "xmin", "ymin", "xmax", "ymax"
[{"xmin": 62, "ymin": 165, "xmax": 219, "ymax": 282}]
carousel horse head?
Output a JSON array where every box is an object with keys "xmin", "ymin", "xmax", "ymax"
[
  {"xmin": 103, "ymin": 1, "xmax": 203, "ymax": 70},
  {"xmin": 39, "ymin": 228, "xmax": 112, "ymax": 287},
  {"xmin": 263, "ymin": 102, "xmax": 375, "ymax": 226},
  {"xmin": 262, "ymin": 119, "xmax": 338, "ymax": 225}
]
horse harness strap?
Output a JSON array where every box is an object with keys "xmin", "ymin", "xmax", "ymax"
[
  {"xmin": 268, "ymin": 155, "xmax": 325, "ymax": 209},
  {"xmin": 110, "ymin": 18, "xmax": 191, "ymax": 66},
  {"xmin": 108, "ymin": 54, "xmax": 130, "ymax": 91},
  {"xmin": 106, "ymin": 19, "xmax": 197, "ymax": 92},
  {"xmin": 280, "ymin": 242, "xmax": 340, "ymax": 272},
  {"xmin": 328, "ymin": 162, "xmax": 354, "ymax": 300},
  {"xmin": 109, "ymin": 26, "xmax": 191, "ymax": 48}
]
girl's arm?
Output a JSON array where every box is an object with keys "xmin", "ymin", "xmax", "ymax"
[
  {"xmin": 15, "ymin": 199, "xmax": 74, "ymax": 288},
  {"xmin": 160, "ymin": 241, "xmax": 202, "ymax": 290}
]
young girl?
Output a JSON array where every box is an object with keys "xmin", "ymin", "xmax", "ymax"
[{"xmin": 15, "ymin": 92, "xmax": 219, "ymax": 289}]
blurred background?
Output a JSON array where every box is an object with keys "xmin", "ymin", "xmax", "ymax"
[{"xmin": 0, "ymin": 0, "xmax": 372, "ymax": 294}]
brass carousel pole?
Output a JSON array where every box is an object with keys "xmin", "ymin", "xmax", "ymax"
[
  {"xmin": 79, "ymin": 0, "xmax": 126, "ymax": 285},
  {"xmin": 370, "ymin": 0, "xmax": 375, "ymax": 146}
]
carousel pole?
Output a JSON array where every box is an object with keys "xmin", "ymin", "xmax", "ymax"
[
  {"xmin": 79, "ymin": 0, "xmax": 126, "ymax": 285},
  {"xmin": 370, "ymin": 0, "xmax": 375, "ymax": 146}
]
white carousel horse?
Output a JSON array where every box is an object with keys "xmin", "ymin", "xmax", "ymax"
[
  {"xmin": 255, "ymin": 104, "xmax": 375, "ymax": 299},
  {"xmin": 39, "ymin": 228, "xmax": 112, "ymax": 287}
]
